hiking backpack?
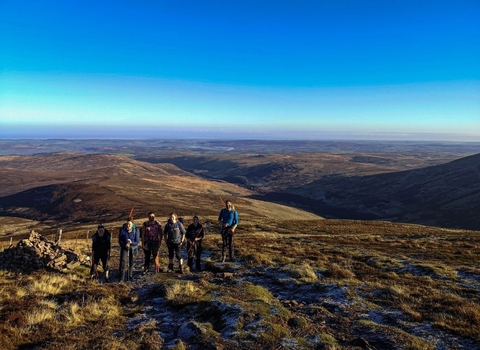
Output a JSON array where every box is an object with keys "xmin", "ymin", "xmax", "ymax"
[
  {"xmin": 143, "ymin": 220, "xmax": 162, "ymax": 242},
  {"xmin": 166, "ymin": 222, "xmax": 184, "ymax": 244}
]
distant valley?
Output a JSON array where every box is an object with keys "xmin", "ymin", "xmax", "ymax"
[{"xmin": 0, "ymin": 139, "xmax": 479, "ymax": 232}]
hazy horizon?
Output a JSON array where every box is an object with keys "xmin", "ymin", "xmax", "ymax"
[{"xmin": 2, "ymin": 129, "xmax": 480, "ymax": 143}]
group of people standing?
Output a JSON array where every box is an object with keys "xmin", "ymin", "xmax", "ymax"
[{"xmin": 90, "ymin": 199, "xmax": 239, "ymax": 283}]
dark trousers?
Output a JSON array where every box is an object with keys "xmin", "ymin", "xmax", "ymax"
[
  {"xmin": 187, "ymin": 241, "xmax": 202, "ymax": 270},
  {"xmin": 167, "ymin": 243, "xmax": 182, "ymax": 261},
  {"xmin": 120, "ymin": 246, "xmax": 137, "ymax": 274},
  {"xmin": 143, "ymin": 241, "xmax": 159, "ymax": 270},
  {"xmin": 221, "ymin": 229, "xmax": 234, "ymax": 259},
  {"xmin": 90, "ymin": 253, "xmax": 108, "ymax": 275}
]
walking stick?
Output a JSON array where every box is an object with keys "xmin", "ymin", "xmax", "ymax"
[
  {"xmin": 187, "ymin": 227, "xmax": 204, "ymax": 255},
  {"xmin": 124, "ymin": 246, "xmax": 130, "ymax": 281},
  {"xmin": 155, "ymin": 251, "xmax": 160, "ymax": 273}
]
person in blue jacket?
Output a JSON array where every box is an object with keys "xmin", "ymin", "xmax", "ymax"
[
  {"xmin": 118, "ymin": 217, "xmax": 140, "ymax": 282},
  {"xmin": 218, "ymin": 199, "xmax": 239, "ymax": 262}
]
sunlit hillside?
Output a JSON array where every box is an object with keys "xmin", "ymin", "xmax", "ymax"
[{"xmin": 1, "ymin": 214, "xmax": 479, "ymax": 349}]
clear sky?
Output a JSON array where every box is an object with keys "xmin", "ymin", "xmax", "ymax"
[{"xmin": 1, "ymin": 1, "xmax": 479, "ymax": 140}]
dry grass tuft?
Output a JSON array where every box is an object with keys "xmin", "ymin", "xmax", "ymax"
[
  {"xmin": 24, "ymin": 307, "xmax": 56, "ymax": 327},
  {"xmin": 325, "ymin": 262, "xmax": 356, "ymax": 279},
  {"xmin": 28, "ymin": 273, "xmax": 78, "ymax": 296},
  {"xmin": 1, "ymin": 216, "xmax": 480, "ymax": 349},
  {"xmin": 243, "ymin": 251, "xmax": 275, "ymax": 266},
  {"xmin": 281, "ymin": 263, "xmax": 318, "ymax": 282},
  {"xmin": 165, "ymin": 280, "xmax": 205, "ymax": 306}
]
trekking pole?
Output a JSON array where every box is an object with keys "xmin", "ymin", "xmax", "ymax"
[
  {"xmin": 187, "ymin": 227, "xmax": 204, "ymax": 255},
  {"xmin": 90, "ymin": 251, "xmax": 96, "ymax": 280},
  {"xmin": 125, "ymin": 245, "xmax": 130, "ymax": 282}
]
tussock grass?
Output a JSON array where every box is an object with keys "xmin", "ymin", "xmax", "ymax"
[
  {"xmin": 28, "ymin": 273, "xmax": 79, "ymax": 296},
  {"xmin": 325, "ymin": 262, "xmax": 356, "ymax": 279},
  {"xmin": 24, "ymin": 307, "xmax": 56, "ymax": 327},
  {"xmin": 244, "ymin": 283, "xmax": 277, "ymax": 303},
  {"xmin": 357, "ymin": 320, "xmax": 435, "ymax": 350},
  {"xmin": 243, "ymin": 251, "xmax": 275, "ymax": 266},
  {"xmin": 281, "ymin": 263, "xmax": 318, "ymax": 282},
  {"xmin": 0, "ymin": 268, "xmax": 129, "ymax": 350},
  {"xmin": 165, "ymin": 280, "xmax": 205, "ymax": 306}
]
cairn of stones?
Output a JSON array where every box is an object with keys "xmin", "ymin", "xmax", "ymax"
[{"xmin": 0, "ymin": 230, "xmax": 85, "ymax": 272}]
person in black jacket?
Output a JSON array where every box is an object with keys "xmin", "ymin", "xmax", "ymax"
[
  {"xmin": 186, "ymin": 215, "xmax": 204, "ymax": 272},
  {"xmin": 90, "ymin": 224, "xmax": 111, "ymax": 282}
]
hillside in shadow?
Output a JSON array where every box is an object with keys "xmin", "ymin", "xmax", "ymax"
[{"xmin": 272, "ymin": 152, "xmax": 480, "ymax": 230}]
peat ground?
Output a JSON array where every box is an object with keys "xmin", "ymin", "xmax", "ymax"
[{"xmin": 1, "ymin": 218, "xmax": 479, "ymax": 349}]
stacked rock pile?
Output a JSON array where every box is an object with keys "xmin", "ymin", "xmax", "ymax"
[{"xmin": 0, "ymin": 230, "xmax": 85, "ymax": 271}]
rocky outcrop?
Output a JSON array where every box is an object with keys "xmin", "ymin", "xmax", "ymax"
[{"xmin": 0, "ymin": 230, "xmax": 85, "ymax": 272}]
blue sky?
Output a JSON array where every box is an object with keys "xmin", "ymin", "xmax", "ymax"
[{"xmin": 1, "ymin": 1, "xmax": 479, "ymax": 140}]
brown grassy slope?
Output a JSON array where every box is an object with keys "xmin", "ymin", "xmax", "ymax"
[
  {"xmin": 1, "ymin": 218, "xmax": 479, "ymax": 350},
  {"xmin": 135, "ymin": 152, "xmax": 480, "ymax": 230},
  {"xmin": 0, "ymin": 153, "xmax": 321, "ymax": 238}
]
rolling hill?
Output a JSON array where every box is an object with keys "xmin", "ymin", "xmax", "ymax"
[
  {"xmin": 136, "ymin": 152, "xmax": 480, "ymax": 230},
  {"xmin": 278, "ymin": 152, "xmax": 480, "ymax": 230},
  {"xmin": 1, "ymin": 150, "xmax": 479, "ymax": 230},
  {"xmin": 0, "ymin": 153, "xmax": 321, "ymax": 233},
  {"xmin": 0, "ymin": 146, "xmax": 479, "ymax": 349}
]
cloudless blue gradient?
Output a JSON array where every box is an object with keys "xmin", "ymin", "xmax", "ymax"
[{"xmin": 1, "ymin": 0, "xmax": 479, "ymax": 140}]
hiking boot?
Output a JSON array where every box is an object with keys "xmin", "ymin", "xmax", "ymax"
[
  {"xmin": 179, "ymin": 265, "xmax": 184, "ymax": 274},
  {"xmin": 105, "ymin": 276, "xmax": 110, "ymax": 283},
  {"xmin": 142, "ymin": 268, "xmax": 149, "ymax": 275},
  {"xmin": 167, "ymin": 264, "xmax": 174, "ymax": 272}
]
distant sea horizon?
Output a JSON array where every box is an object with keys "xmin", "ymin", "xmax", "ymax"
[{"xmin": 1, "ymin": 125, "xmax": 480, "ymax": 143}]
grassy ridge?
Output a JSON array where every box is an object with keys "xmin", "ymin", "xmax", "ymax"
[{"xmin": 1, "ymin": 218, "xmax": 479, "ymax": 349}]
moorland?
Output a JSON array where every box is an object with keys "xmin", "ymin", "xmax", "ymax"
[{"xmin": 0, "ymin": 139, "xmax": 479, "ymax": 349}]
